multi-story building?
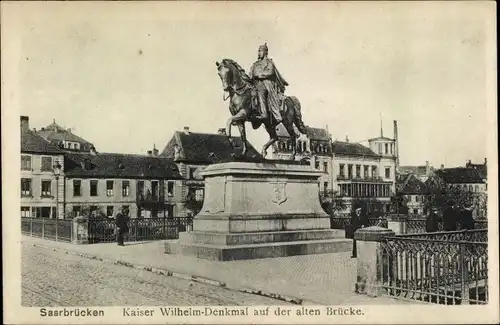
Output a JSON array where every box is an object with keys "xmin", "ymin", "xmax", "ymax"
[
  {"xmin": 21, "ymin": 116, "xmax": 65, "ymax": 219},
  {"xmin": 396, "ymin": 173, "xmax": 428, "ymax": 216},
  {"xmin": 36, "ymin": 119, "xmax": 96, "ymax": 152},
  {"xmin": 466, "ymin": 158, "xmax": 487, "ymax": 188},
  {"xmin": 332, "ymin": 137, "xmax": 397, "ymax": 213},
  {"xmin": 63, "ymin": 150, "xmax": 184, "ymax": 219},
  {"xmin": 398, "ymin": 161, "xmax": 434, "ymax": 183},
  {"xmin": 271, "ymin": 125, "xmax": 334, "ymax": 196},
  {"xmin": 161, "ymin": 127, "xmax": 262, "ymax": 216}
]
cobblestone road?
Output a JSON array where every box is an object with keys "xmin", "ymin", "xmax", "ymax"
[{"xmin": 22, "ymin": 244, "xmax": 289, "ymax": 306}]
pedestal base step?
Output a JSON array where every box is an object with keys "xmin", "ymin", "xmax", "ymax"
[
  {"xmin": 165, "ymin": 238, "xmax": 353, "ymax": 261},
  {"xmin": 180, "ymin": 229, "xmax": 344, "ymax": 246}
]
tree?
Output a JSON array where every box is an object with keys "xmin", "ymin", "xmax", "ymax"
[
  {"xmin": 320, "ymin": 190, "xmax": 347, "ymax": 216},
  {"xmin": 390, "ymin": 193, "xmax": 409, "ymax": 216},
  {"xmin": 351, "ymin": 197, "xmax": 387, "ymax": 218},
  {"xmin": 424, "ymin": 176, "xmax": 477, "ymax": 213},
  {"xmin": 66, "ymin": 204, "xmax": 107, "ymax": 219}
]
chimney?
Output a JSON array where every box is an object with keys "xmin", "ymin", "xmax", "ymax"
[
  {"xmin": 217, "ymin": 128, "xmax": 227, "ymax": 135},
  {"xmin": 183, "ymin": 126, "xmax": 190, "ymax": 135},
  {"xmin": 147, "ymin": 150, "xmax": 153, "ymax": 156},
  {"xmin": 425, "ymin": 161, "xmax": 430, "ymax": 175},
  {"xmin": 440, "ymin": 164, "xmax": 444, "ymax": 169},
  {"xmin": 152, "ymin": 144, "xmax": 159, "ymax": 157},
  {"xmin": 484, "ymin": 157, "xmax": 487, "ymax": 165},
  {"xmin": 393, "ymin": 120, "xmax": 399, "ymax": 167},
  {"xmin": 68, "ymin": 128, "xmax": 72, "ymax": 134},
  {"xmin": 32, "ymin": 128, "xmax": 37, "ymax": 132},
  {"xmin": 345, "ymin": 135, "xmax": 349, "ymax": 143},
  {"xmin": 21, "ymin": 116, "xmax": 29, "ymax": 131}
]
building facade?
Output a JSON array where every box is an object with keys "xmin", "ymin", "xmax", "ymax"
[
  {"xmin": 396, "ymin": 173, "xmax": 428, "ymax": 216},
  {"xmin": 21, "ymin": 116, "xmax": 66, "ymax": 219},
  {"xmin": 161, "ymin": 127, "xmax": 262, "ymax": 217},
  {"xmin": 63, "ymin": 152, "xmax": 184, "ymax": 219}
]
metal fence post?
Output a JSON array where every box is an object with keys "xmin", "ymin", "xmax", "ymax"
[
  {"xmin": 30, "ymin": 218, "xmax": 33, "ymax": 237},
  {"xmin": 42, "ymin": 218, "xmax": 45, "ymax": 239},
  {"xmin": 55, "ymin": 218, "xmax": 59, "ymax": 241},
  {"xmin": 460, "ymin": 244, "xmax": 470, "ymax": 304}
]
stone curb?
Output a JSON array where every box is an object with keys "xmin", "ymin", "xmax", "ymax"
[{"xmin": 28, "ymin": 242, "xmax": 306, "ymax": 305}]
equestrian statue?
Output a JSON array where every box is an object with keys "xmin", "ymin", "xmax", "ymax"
[{"xmin": 216, "ymin": 43, "xmax": 307, "ymax": 160}]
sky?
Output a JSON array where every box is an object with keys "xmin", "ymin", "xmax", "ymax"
[{"xmin": 7, "ymin": 1, "xmax": 496, "ymax": 167}]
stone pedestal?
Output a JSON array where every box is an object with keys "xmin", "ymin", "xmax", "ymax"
[
  {"xmin": 165, "ymin": 161, "xmax": 351, "ymax": 261},
  {"xmin": 354, "ymin": 226, "xmax": 395, "ymax": 296}
]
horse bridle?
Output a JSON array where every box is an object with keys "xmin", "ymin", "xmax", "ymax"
[{"xmin": 221, "ymin": 62, "xmax": 251, "ymax": 101}]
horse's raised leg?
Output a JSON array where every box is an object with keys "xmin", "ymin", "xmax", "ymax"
[
  {"xmin": 236, "ymin": 123, "xmax": 247, "ymax": 156},
  {"xmin": 261, "ymin": 123, "xmax": 279, "ymax": 158}
]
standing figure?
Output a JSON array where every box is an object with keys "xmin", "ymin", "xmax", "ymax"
[
  {"xmin": 426, "ymin": 207, "xmax": 441, "ymax": 233},
  {"xmin": 248, "ymin": 43, "xmax": 289, "ymax": 124},
  {"xmin": 460, "ymin": 202, "xmax": 475, "ymax": 230},
  {"xmin": 115, "ymin": 207, "xmax": 129, "ymax": 246},
  {"xmin": 350, "ymin": 207, "xmax": 368, "ymax": 258},
  {"xmin": 442, "ymin": 201, "xmax": 458, "ymax": 231}
]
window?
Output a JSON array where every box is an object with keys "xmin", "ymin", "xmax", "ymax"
[
  {"xmin": 122, "ymin": 180, "xmax": 130, "ymax": 196},
  {"xmin": 167, "ymin": 181, "xmax": 175, "ymax": 196},
  {"xmin": 106, "ymin": 206, "xmax": 114, "ymax": 218},
  {"xmin": 41, "ymin": 156, "xmax": 53, "ymax": 172},
  {"xmin": 339, "ymin": 164, "xmax": 345, "ymax": 177},
  {"xmin": 385, "ymin": 167, "xmax": 391, "ymax": 179},
  {"xmin": 152, "ymin": 181, "xmax": 159, "ymax": 198},
  {"xmin": 363, "ymin": 165, "xmax": 369, "ymax": 178},
  {"xmin": 90, "ymin": 180, "xmax": 98, "ymax": 196},
  {"xmin": 21, "ymin": 207, "xmax": 30, "ymax": 218},
  {"xmin": 378, "ymin": 143, "xmax": 382, "ymax": 154},
  {"xmin": 73, "ymin": 180, "xmax": 82, "ymax": 196},
  {"xmin": 106, "ymin": 180, "xmax": 114, "ymax": 196},
  {"xmin": 314, "ymin": 159, "xmax": 320, "ymax": 169},
  {"xmin": 355, "ymin": 165, "xmax": 361, "ymax": 178},
  {"xmin": 385, "ymin": 143, "xmax": 389, "ymax": 154},
  {"xmin": 189, "ymin": 168, "xmax": 197, "ymax": 179},
  {"xmin": 323, "ymin": 162, "xmax": 328, "ymax": 173},
  {"xmin": 195, "ymin": 189, "xmax": 204, "ymax": 201},
  {"xmin": 415, "ymin": 195, "xmax": 419, "ymax": 202},
  {"xmin": 41, "ymin": 180, "xmax": 52, "ymax": 197},
  {"xmin": 469, "ymin": 185, "xmax": 473, "ymax": 192},
  {"xmin": 21, "ymin": 178, "xmax": 32, "ymax": 197},
  {"xmin": 122, "ymin": 205, "xmax": 130, "ymax": 216},
  {"xmin": 372, "ymin": 166, "xmax": 378, "ymax": 178},
  {"xmin": 323, "ymin": 182, "xmax": 328, "ymax": 194},
  {"xmin": 413, "ymin": 209, "xmax": 418, "ymax": 215},
  {"xmin": 21, "ymin": 155, "xmax": 32, "ymax": 171},
  {"xmin": 475, "ymin": 185, "xmax": 479, "ymax": 192},
  {"xmin": 41, "ymin": 207, "xmax": 51, "ymax": 218},
  {"xmin": 72, "ymin": 206, "xmax": 81, "ymax": 218},
  {"xmin": 137, "ymin": 180, "xmax": 145, "ymax": 196}
]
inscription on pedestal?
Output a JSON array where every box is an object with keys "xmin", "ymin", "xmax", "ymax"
[{"xmin": 204, "ymin": 177, "xmax": 226, "ymax": 213}]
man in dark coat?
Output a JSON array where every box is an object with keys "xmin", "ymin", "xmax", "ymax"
[
  {"xmin": 351, "ymin": 207, "xmax": 368, "ymax": 258},
  {"xmin": 115, "ymin": 207, "xmax": 129, "ymax": 246},
  {"xmin": 425, "ymin": 207, "xmax": 440, "ymax": 232},
  {"xmin": 442, "ymin": 201, "xmax": 458, "ymax": 231},
  {"xmin": 460, "ymin": 202, "xmax": 475, "ymax": 230}
]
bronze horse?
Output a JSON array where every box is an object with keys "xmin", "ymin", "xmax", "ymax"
[{"xmin": 216, "ymin": 58, "xmax": 307, "ymax": 159}]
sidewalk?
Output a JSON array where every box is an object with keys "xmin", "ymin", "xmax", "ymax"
[{"xmin": 22, "ymin": 236, "xmax": 414, "ymax": 305}]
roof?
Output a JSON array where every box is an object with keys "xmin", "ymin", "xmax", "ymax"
[
  {"xmin": 161, "ymin": 131, "xmax": 262, "ymax": 163},
  {"xmin": 64, "ymin": 152, "xmax": 182, "ymax": 179},
  {"xmin": 331, "ymin": 141, "xmax": 379, "ymax": 157},
  {"xmin": 434, "ymin": 167, "xmax": 484, "ymax": 184},
  {"xmin": 21, "ymin": 128, "xmax": 63, "ymax": 155},
  {"xmin": 398, "ymin": 165, "xmax": 428, "ymax": 175},
  {"xmin": 37, "ymin": 129, "xmax": 91, "ymax": 145},
  {"xmin": 466, "ymin": 163, "xmax": 487, "ymax": 179},
  {"xmin": 396, "ymin": 174, "xmax": 427, "ymax": 194},
  {"xmin": 276, "ymin": 125, "xmax": 330, "ymax": 141},
  {"xmin": 368, "ymin": 136, "xmax": 394, "ymax": 142}
]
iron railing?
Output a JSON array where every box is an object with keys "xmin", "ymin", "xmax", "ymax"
[
  {"xmin": 21, "ymin": 217, "xmax": 73, "ymax": 242},
  {"xmin": 379, "ymin": 232, "xmax": 488, "ymax": 305},
  {"xmin": 87, "ymin": 217, "xmax": 193, "ymax": 244}
]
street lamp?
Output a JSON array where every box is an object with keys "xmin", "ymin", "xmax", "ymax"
[{"xmin": 53, "ymin": 162, "xmax": 62, "ymax": 219}]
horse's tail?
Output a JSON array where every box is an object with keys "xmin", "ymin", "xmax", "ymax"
[{"xmin": 289, "ymin": 96, "xmax": 307, "ymax": 134}]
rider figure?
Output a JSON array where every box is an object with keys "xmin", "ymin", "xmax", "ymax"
[{"xmin": 249, "ymin": 43, "xmax": 288, "ymax": 124}]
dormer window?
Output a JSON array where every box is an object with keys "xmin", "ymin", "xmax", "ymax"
[{"xmin": 118, "ymin": 163, "xmax": 125, "ymax": 169}]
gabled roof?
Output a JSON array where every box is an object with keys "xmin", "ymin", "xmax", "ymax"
[
  {"xmin": 161, "ymin": 131, "xmax": 262, "ymax": 163},
  {"xmin": 434, "ymin": 167, "xmax": 484, "ymax": 184},
  {"xmin": 64, "ymin": 152, "xmax": 182, "ymax": 179},
  {"xmin": 331, "ymin": 141, "xmax": 379, "ymax": 158},
  {"xmin": 397, "ymin": 174, "xmax": 427, "ymax": 194},
  {"xmin": 36, "ymin": 119, "xmax": 92, "ymax": 146},
  {"xmin": 21, "ymin": 128, "xmax": 63, "ymax": 155}
]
